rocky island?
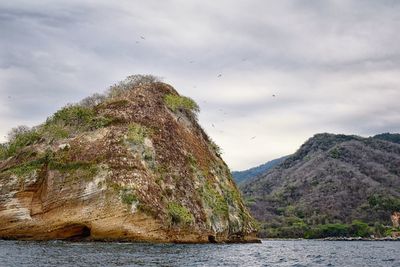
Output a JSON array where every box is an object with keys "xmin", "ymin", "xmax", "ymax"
[{"xmin": 0, "ymin": 75, "xmax": 258, "ymax": 243}]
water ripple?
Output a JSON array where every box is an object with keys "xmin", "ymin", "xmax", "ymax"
[{"xmin": 0, "ymin": 240, "xmax": 399, "ymax": 267}]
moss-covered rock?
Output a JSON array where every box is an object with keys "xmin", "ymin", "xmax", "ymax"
[{"xmin": 0, "ymin": 75, "xmax": 258, "ymax": 243}]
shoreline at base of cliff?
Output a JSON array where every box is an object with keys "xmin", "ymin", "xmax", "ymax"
[{"xmin": 262, "ymin": 237, "xmax": 400, "ymax": 241}]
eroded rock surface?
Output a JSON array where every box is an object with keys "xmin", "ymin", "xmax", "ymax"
[
  {"xmin": 0, "ymin": 79, "xmax": 258, "ymax": 243},
  {"xmin": 392, "ymin": 212, "xmax": 400, "ymax": 228}
]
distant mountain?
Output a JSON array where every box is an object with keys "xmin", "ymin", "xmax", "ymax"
[
  {"xmin": 232, "ymin": 156, "xmax": 288, "ymax": 184},
  {"xmin": 373, "ymin": 133, "xmax": 400, "ymax": 144},
  {"xmin": 240, "ymin": 133, "xmax": 400, "ymax": 238}
]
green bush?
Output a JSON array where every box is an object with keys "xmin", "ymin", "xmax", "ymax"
[
  {"xmin": 101, "ymin": 99, "xmax": 130, "ymax": 109},
  {"xmin": 329, "ymin": 147, "xmax": 340, "ymax": 159},
  {"xmin": 45, "ymin": 105, "xmax": 112, "ymax": 134},
  {"xmin": 201, "ymin": 182, "xmax": 229, "ymax": 218},
  {"xmin": 373, "ymin": 222, "xmax": 386, "ymax": 237},
  {"xmin": 368, "ymin": 194, "xmax": 400, "ymax": 212},
  {"xmin": 126, "ymin": 123, "xmax": 148, "ymax": 144},
  {"xmin": 260, "ymin": 220, "xmax": 310, "ymax": 238},
  {"xmin": 47, "ymin": 105, "xmax": 95, "ymax": 127},
  {"xmin": 40, "ymin": 104, "xmax": 114, "ymax": 141},
  {"xmin": 120, "ymin": 188, "xmax": 138, "ymax": 205},
  {"xmin": 281, "ymin": 224, "xmax": 309, "ymax": 238},
  {"xmin": 90, "ymin": 116, "xmax": 114, "ymax": 129},
  {"xmin": 107, "ymin": 74, "xmax": 160, "ymax": 98},
  {"xmin": 305, "ymin": 223, "xmax": 350, "ymax": 239},
  {"xmin": 210, "ymin": 140, "xmax": 222, "ymax": 156},
  {"xmin": 1, "ymin": 128, "xmax": 41, "ymax": 159},
  {"xmin": 263, "ymin": 220, "xmax": 379, "ymax": 239},
  {"xmin": 48, "ymin": 161, "xmax": 93, "ymax": 172},
  {"xmin": 0, "ymin": 144, "xmax": 8, "ymax": 160},
  {"xmin": 48, "ymin": 160, "xmax": 99, "ymax": 181},
  {"xmin": 39, "ymin": 124, "xmax": 69, "ymax": 140},
  {"xmin": 384, "ymin": 227, "xmax": 394, "ymax": 237},
  {"xmin": 164, "ymin": 94, "xmax": 200, "ymax": 113},
  {"xmin": 167, "ymin": 202, "xmax": 194, "ymax": 226},
  {"xmin": 79, "ymin": 93, "xmax": 106, "ymax": 108},
  {"xmin": 3, "ymin": 158, "xmax": 46, "ymax": 177},
  {"xmin": 7, "ymin": 125, "xmax": 31, "ymax": 141},
  {"xmin": 350, "ymin": 220, "xmax": 371, "ymax": 237}
]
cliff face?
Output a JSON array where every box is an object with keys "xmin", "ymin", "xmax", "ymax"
[
  {"xmin": 392, "ymin": 212, "xmax": 400, "ymax": 228},
  {"xmin": 0, "ymin": 77, "xmax": 257, "ymax": 243},
  {"xmin": 240, "ymin": 133, "xmax": 400, "ymax": 237}
]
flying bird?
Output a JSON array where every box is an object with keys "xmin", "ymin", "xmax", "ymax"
[
  {"xmin": 140, "ymin": 36, "xmax": 145, "ymax": 40},
  {"xmin": 217, "ymin": 74, "xmax": 222, "ymax": 78},
  {"xmin": 272, "ymin": 94, "xmax": 276, "ymax": 97},
  {"xmin": 212, "ymin": 124, "xmax": 215, "ymax": 128},
  {"xmin": 251, "ymin": 136, "xmax": 256, "ymax": 140}
]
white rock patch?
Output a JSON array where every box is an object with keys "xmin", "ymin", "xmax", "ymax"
[
  {"xmin": 4, "ymin": 196, "xmax": 32, "ymax": 221},
  {"xmin": 130, "ymin": 201, "xmax": 138, "ymax": 214},
  {"xmin": 83, "ymin": 168, "xmax": 108, "ymax": 200}
]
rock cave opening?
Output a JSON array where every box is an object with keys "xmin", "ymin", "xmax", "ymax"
[
  {"xmin": 55, "ymin": 224, "xmax": 92, "ymax": 241},
  {"xmin": 208, "ymin": 235, "xmax": 217, "ymax": 243}
]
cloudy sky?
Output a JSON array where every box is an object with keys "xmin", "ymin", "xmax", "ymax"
[{"xmin": 1, "ymin": 0, "xmax": 400, "ymax": 170}]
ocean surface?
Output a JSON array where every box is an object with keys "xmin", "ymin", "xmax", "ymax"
[{"xmin": 0, "ymin": 239, "xmax": 399, "ymax": 267}]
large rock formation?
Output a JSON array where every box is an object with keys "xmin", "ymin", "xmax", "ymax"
[
  {"xmin": 240, "ymin": 133, "xmax": 400, "ymax": 237},
  {"xmin": 0, "ymin": 76, "xmax": 257, "ymax": 243}
]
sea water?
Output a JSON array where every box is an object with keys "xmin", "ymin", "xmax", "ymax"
[{"xmin": 0, "ymin": 239, "xmax": 399, "ymax": 266}]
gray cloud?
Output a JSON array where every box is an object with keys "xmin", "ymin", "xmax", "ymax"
[{"xmin": 1, "ymin": 0, "xmax": 400, "ymax": 170}]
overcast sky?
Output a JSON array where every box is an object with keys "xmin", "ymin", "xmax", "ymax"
[{"xmin": 1, "ymin": 0, "xmax": 400, "ymax": 170}]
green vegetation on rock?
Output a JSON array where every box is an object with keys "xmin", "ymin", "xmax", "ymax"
[
  {"xmin": 0, "ymin": 144, "xmax": 7, "ymax": 160},
  {"xmin": 39, "ymin": 124, "xmax": 69, "ymax": 140},
  {"xmin": 164, "ymin": 94, "xmax": 199, "ymax": 113},
  {"xmin": 49, "ymin": 160, "xmax": 96, "ymax": 172},
  {"xmin": 45, "ymin": 105, "xmax": 112, "ymax": 135},
  {"xmin": 368, "ymin": 194, "xmax": 400, "ymax": 213},
  {"xmin": 167, "ymin": 202, "xmax": 194, "ymax": 226},
  {"xmin": 209, "ymin": 140, "xmax": 222, "ymax": 156},
  {"xmin": 107, "ymin": 74, "xmax": 160, "ymax": 98},
  {"xmin": 48, "ymin": 105, "xmax": 96, "ymax": 127},
  {"xmin": 201, "ymin": 181, "xmax": 229, "ymax": 218},
  {"xmin": 0, "ymin": 127, "xmax": 40, "ymax": 160},
  {"xmin": 126, "ymin": 123, "xmax": 148, "ymax": 144},
  {"xmin": 1, "ymin": 148, "xmax": 100, "ymax": 183},
  {"xmin": 0, "ymin": 75, "xmax": 257, "ymax": 243},
  {"xmin": 107, "ymin": 182, "xmax": 139, "ymax": 206},
  {"xmin": 0, "ymin": 105, "xmax": 114, "ymax": 161},
  {"xmin": 3, "ymin": 159, "xmax": 44, "ymax": 177},
  {"xmin": 120, "ymin": 188, "xmax": 138, "ymax": 205}
]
